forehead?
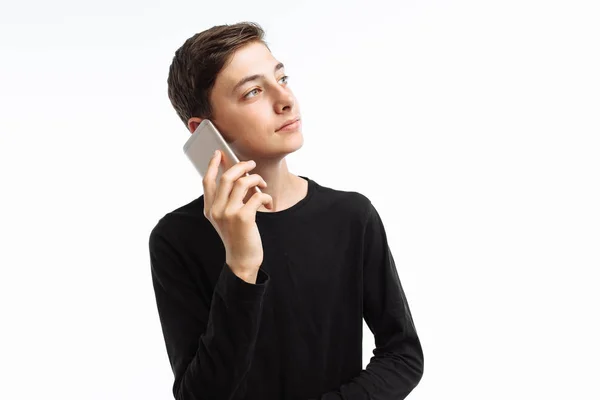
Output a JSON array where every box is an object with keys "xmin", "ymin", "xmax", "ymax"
[{"xmin": 217, "ymin": 42, "xmax": 279, "ymax": 86}]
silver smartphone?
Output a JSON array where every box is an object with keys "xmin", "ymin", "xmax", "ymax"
[{"xmin": 183, "ymin": 120, "xmax": 261, "ymax": 193}]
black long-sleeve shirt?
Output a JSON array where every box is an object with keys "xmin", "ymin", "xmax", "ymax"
[{"xmin": 149, "ymin": 176, "xmax": 424, "ymax": 400}]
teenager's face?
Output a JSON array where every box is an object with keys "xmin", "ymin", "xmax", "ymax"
[{"xmin": 206, "ymin": 41, "xmax": 303, "ymax": 161}]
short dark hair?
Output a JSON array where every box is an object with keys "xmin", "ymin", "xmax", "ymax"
[{"xmin": 167, "ymin": 22, "xmax": 268, "ymax": 127}]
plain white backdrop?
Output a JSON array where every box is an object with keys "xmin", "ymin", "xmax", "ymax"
[{"xmin": 1, "ymin": 0, "xmax": 599, "ymax": 399}]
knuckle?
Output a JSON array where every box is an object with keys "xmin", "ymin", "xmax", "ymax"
[
  {"xmin": 232, "ymin": 210, "xmax": 247, "ymax": 221},
  {"xmin": 233, "ymin": 176, "xmax": 247, "ymax": 186},
  {"xmin": 235, "ymin": 175, "xmax": 253, "ymax": 188},
  {"xmin": 222, "ymin": 209, "xmax": 235, "ymax": 220},
  {"xmin": 220, "ymin": 171, "xmax": 233, "ymax": 182},
  {"xmin": 243, "ymin": 174, "xmax": 260, "ymax": 184},
  {"xmin": 236, "ymin": 210, "xmax": 250, "ymax": 222}
]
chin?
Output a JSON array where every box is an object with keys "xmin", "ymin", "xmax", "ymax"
[
  {"xmin": 270, "ymin": 135, "xmax": 304, "ymax": 160},
  {"xmin": 286, "ymin": 132, "xmax": 304, "ymax": 152},
  {"xmin": 243, "ymin": 132, "xmax": 303, "ymax": 160}
]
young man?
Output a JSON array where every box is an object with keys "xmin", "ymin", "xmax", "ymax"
[{"xmin": 149, "ymin": 22, "xmax": 424, "ymax": 400}]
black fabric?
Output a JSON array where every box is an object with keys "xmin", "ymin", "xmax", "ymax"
[{"xmin": 149, "ymin": 176, "xmax": 423, "ymax": 400}]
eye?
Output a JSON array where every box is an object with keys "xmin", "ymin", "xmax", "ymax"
[
  {"xmin": 244, "ymin": 88, "xmax": 260, "ymax": 99},
  {"xmin": 279, "ymin": 75, "xmax": 289, "ymax": 84}
]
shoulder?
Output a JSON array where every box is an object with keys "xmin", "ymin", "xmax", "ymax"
[
  {"xmin": 310, "ymin": 178, "xmax": 374, "ymax": 222},
  {"xmin": 148, "ymin": 194, "xmax": 212, "ymax": 246}
]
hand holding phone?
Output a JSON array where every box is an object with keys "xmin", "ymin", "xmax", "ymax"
[
  {"xmin": 183, "ymin": 120, "xmax": 262, "ymax": 195},
  {"xmin": 202, "ymin": 150, "xmax": 273, "ymax": 284}
]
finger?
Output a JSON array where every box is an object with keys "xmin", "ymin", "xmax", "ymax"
[
  {"xmin": 212, "ymin": 160, "xmax": 257, "ymax": 212},
  {"xmin": 242, "ymin": 192, "xmax": 274, "ymax": 216},
  {"xmin": 202, "ymin": 150, "xmax": 221, "ymax": 214},
  {"xmin": 228, "ymin": 174, "xmax": 267, "ymax": 207},
  {"xmin": 241, "ymin": 179, "xmax": 266, "ymax": 205},
  {"xmin": 221, "ymin": 150, "xmax": 233, "ymax": 172}
]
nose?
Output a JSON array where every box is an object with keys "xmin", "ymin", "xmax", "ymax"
[{"xmin": 273, "ymin": 85, "xmax": 295, "ymax": 113}]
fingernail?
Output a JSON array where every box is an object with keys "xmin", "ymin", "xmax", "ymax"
[{"xmin": 213, "ymin": 150, "xmax": 219, "ymax": 158}]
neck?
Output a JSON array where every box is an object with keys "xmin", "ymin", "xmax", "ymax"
[{"xmin": 244, "ymin": 157, "xmax": 304, "ymax": 212}]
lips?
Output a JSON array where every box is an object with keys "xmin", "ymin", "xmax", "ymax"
[{"xmin": 276, "ymin": 117, "xmax": 300, "ymax": 131}]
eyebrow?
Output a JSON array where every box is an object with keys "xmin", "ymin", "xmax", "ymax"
[{"xmin": 231, "ymin": 62, "xmax": 285, "ymax": 94}]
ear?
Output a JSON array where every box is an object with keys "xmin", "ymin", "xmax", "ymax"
[{"xmin": 187, "ymin": 117, "xmax": 203, "ymax": 134}]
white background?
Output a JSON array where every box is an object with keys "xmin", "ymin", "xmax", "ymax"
[{"xmin": 1, "ymin": 0, "xmax": 599, "ymax": 399}]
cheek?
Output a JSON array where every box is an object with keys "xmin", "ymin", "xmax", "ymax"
[
  {"xmin": 244, "ymin": 104, "xmax": 274, "ymax": 131},
  {"xmin": 226, "ymin": 109, "xmax": 269, "ymax": 145}
]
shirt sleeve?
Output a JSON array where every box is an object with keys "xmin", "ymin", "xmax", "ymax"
[
  {"xmin": 149, "ymin": 224, "xmax": 270, "ymax": 400},
  {"xmin": 310, "ymin": 201, "xmax": 424, "ymax": 399}
]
